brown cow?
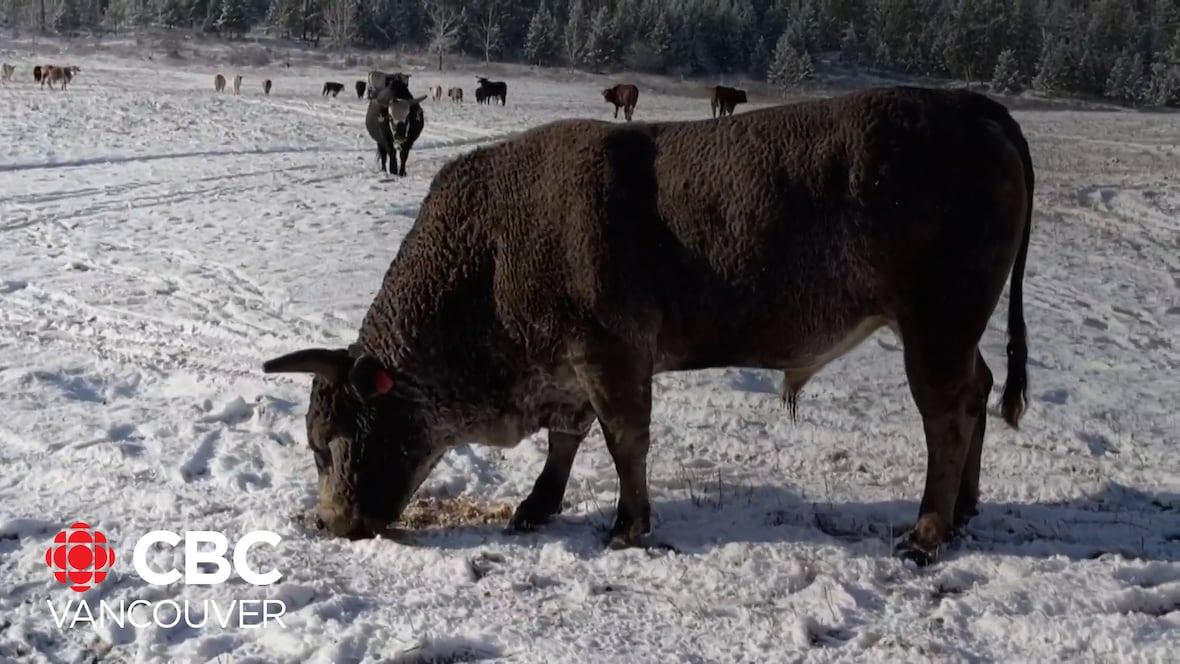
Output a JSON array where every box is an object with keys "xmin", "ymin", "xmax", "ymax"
[
  {"xmin": 447, "ymin": 87, "xmax": 464, "ymax": 103},
  {"xmin": 262, "ymin": 86, "xmax": 1036, "ymax": 567},
  {"xmin": 1, "ymin": 64, "xmax": 14, "ymax": 83},
  {"xmin": 214, "ymin": 73, "xmax": 226, "ymax": 92},
  {"xmin": 710, "ymin": 85, "xmax": 747, "ymax": 118},
  {"xmin": 33, "ymin": 65, "xmax": 43, "ymax": 82},
  {"xmin": 41, "ymin": 66, "xmax": 73, "ymax": 90},
  {"xmin": 263, "ymin": 79, "xmax": 272, "ymax": 95},
  {"xmin": 602, "ymin": 83, "xmax": 639, "ymax": 121}
]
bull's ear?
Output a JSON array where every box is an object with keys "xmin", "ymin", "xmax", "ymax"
[
  {"xmin": 262, "ymin": 348, "xmax": 351, "ymax": 383},
  {"xmin": 348, "ymin": 354, "xmax": 395, "ymax": 399}
]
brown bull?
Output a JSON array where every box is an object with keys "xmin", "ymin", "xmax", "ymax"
[
  {"xmin": 263, "ymin": 86, "xmax": 1035, "ymax": 567},
  {"xmin": 710, "ymin": 85, "xmax": 747, "ymax": 118},
  {"xmin": 602, "ymin": 83, "xmax": 639, "ymax": 121},
  {"xmin": 41, "ymin": 66, "xmax": 74, "ymax": 90}
]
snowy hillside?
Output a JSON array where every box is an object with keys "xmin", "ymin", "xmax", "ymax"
[{"xmin": 1, "ymin": 51, "xmax": 1178, "ymax": 663}]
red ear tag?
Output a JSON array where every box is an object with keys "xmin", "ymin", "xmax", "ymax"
[{"xmin": 373, "ymin": 370, "xmax": 394, "ymax": 394}]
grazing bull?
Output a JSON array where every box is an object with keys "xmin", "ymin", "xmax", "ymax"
[
  {"xmin": 710, "ymin": 85, "xmax": 747, "ymax": 117},
  {"xmin": 475, "ymin": 76, "xmax": 507, "ymax": 105},
  {"xmin": 1, "ymin": 64, "xmax": 14, "ymax": 83},
  {"xmin": 323, "ymin": 81, "xmax": 344, "ymax": 97},
  {"xmin": 233, "ymin": 74, "xmax": 242, "ymax": 95},
  {"xmin": 602, "ymin": 83, "xmax": 639, "ymax": 121},
  {"xmin": 356, "ymin": 80, "xmax": 367, "ymax": 99},
  {"xmin": 214, "ymin": 73, "xmax": 226, "ymax": 92},
  {"xmin": 363, "ymin": 84, "xmax": 427, "ymax": 177},
  {"xmin": 262, "ymin": 86, "xmax": 1035, "ymax": 567},
  {"xmin": 448, "ymin": 86, "xmax": 463, "ymax": 103},
  {"xmin": 263, "ymin": 79, "xmax": 273, "ymax": 95}
]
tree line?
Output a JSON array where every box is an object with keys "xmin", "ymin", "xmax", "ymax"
[{"xmin": 4, "ymin": 0, "xmax": 1179, "ymax": 106}]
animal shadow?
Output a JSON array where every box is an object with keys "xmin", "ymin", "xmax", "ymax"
[{"xmin": 398, "ymin": 481, "xmax": 1180, "ymax": 563}]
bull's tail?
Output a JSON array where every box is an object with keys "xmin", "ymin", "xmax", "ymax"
[{"xmin": 990, "ymin": 103, "xmax": 1034, "ymax": 430}]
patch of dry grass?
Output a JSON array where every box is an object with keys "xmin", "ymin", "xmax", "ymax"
[{"xmin": 398, "ymin": 496, "xmax": 514, "ymax": 529}]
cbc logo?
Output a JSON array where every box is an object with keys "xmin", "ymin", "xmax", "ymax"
[
  {"xmin": 45, "ymin": 522, "xmax": 282, "ymax": 592},
  {"xmin": 45, "ymin": 522, "xmax": 116, "ymax": 592}
]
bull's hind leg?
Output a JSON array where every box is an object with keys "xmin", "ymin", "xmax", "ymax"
[
  {"xmin": 896, "ymin": 322, "xmax": 985, "ymax": 566},
  {"xmin": 571, "ymin": 340, "xmax": 654, "ymax": 549},
  {"xmin": 954, "ymin": 350, "xmax": 993, "ymax": 531}
]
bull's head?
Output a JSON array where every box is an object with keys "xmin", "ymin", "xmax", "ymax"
[
  {"xmin": 602, "ymin": 88, "xmax": 614, "ymax": 102},
  {"xmin": 263, "ymin": 347, "xmax": 444, "ymax": 538},
  {"xmin": 386, "ymin": 95, "xmax": 428, "ymax": 124}
]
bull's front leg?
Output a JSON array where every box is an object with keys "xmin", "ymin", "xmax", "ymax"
[
  {"xmin": 572, "ymin": 343, "xmax": 654, "ymax": 549},
  {"xmin": 510, "ymin": 427, "xmax": 588, "ymax": 531},
  {"xmin": 397, "ymin": 143, "xmax": 410, "ymax": 177}
]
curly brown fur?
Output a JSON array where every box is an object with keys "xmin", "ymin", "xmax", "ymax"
[{"xmin": 265, "ymin": 86, "xmax": 1035, "ymax": 562}]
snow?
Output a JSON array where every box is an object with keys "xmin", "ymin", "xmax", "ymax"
[{"xmin": 1, "ymin": 46, "xmax": 1179, "ymax": 663}]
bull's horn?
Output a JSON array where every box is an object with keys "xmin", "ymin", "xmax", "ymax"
[{"xmin": 262, "ymin": 348, "xmax": 351, "ymax": 382}]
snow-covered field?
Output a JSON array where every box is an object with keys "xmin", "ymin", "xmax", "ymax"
[{"xmin": 1, "ymin": 49, "xmax": 1178, "ymax": 663}]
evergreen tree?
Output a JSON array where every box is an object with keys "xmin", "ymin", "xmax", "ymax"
[
  {"xmin": 563, "ymin": 0, "xmax": 588, "ymax": 67},
  {"xmin": 1007, "ymin": 0, "xmax": 1041, "ymax": 81},
  {"xmin": 768, "ymin": 30, "xmax": 813, "ymax": 91},
  {"xmin": 524, "ymin": 1, "xmax": 559, "ymax": 65},
  {"xmin": 584, "ymin": 5, "xmax": 617, "ymax": 72},
  {"xmin": 1033, "ymin": 34, "xmax": 1076, "ymax": 93},
  {"xmin": 158, "ymin": 0, "xmax": 184, "ymax": 27},
  {"xmin": 1105, "ymin": 50, "xmax": 1145, "ymax": 101},
  {"xmin": 218, "ymin": 0, "xmax": 250, "ymax": 36},
  {"xmin": 749, "ymin": 34, "xmax": 771, "ymax": 78},
  {"xmin": 53, "ymin": 0, "xmax": 82, "ymax": 32},
  {"xmin": 991, "ymin": 47, "xmax": 1022, "ymax": 93},
  {"xmin": 839, "ymin": 21, "xmax": 862, "ymax": 65},
  {"xmin": 1144, "ymin": 32, "xmax": 1180, "ymax": 105}
]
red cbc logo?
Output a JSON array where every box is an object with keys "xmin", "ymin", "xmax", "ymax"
[{"xmin": 44, "ymin": 522, "xmax": 116, "ymax": 592}]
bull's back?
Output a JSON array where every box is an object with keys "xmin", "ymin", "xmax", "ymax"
[
  {"xmin": 638, "ymin": 88, "xmax": 1027, "ymax": 361},
  {"xmin": 419, "ymin": 89, "xmax": 1026, "ymax": 363}
]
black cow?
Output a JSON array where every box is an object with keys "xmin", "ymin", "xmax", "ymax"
[
  {"xmin": 364, "ymin": 82, "xmax": 426, "ymax": 177},
  {"xmin": 475, "ymin": 77, "xmax": 507, "ymax": 105}
]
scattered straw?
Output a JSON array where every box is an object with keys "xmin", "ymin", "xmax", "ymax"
[{"xmin": 398, "ymin": 496, "xmax": 514, "ymax": 529}]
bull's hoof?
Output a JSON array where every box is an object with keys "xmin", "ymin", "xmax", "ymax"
[
  {"xmin": 895, "ymin": 538, "xmax": 940, "ymax": 567},
  {"xmin": 604, "ymin": 516, "xmax": 651, "ymax": 550},
  {"xmin": 507, "ymin": 496, "xmax": 562, "ymax": 533}
]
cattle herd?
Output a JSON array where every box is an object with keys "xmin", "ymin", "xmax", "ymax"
[
  {"xmin": 0, "ymin": 62, "xmax": 81, "ymax": 89},
  {"xmin": 3, "ymin": 57, "xmax": 754, "ymax": 182}
]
